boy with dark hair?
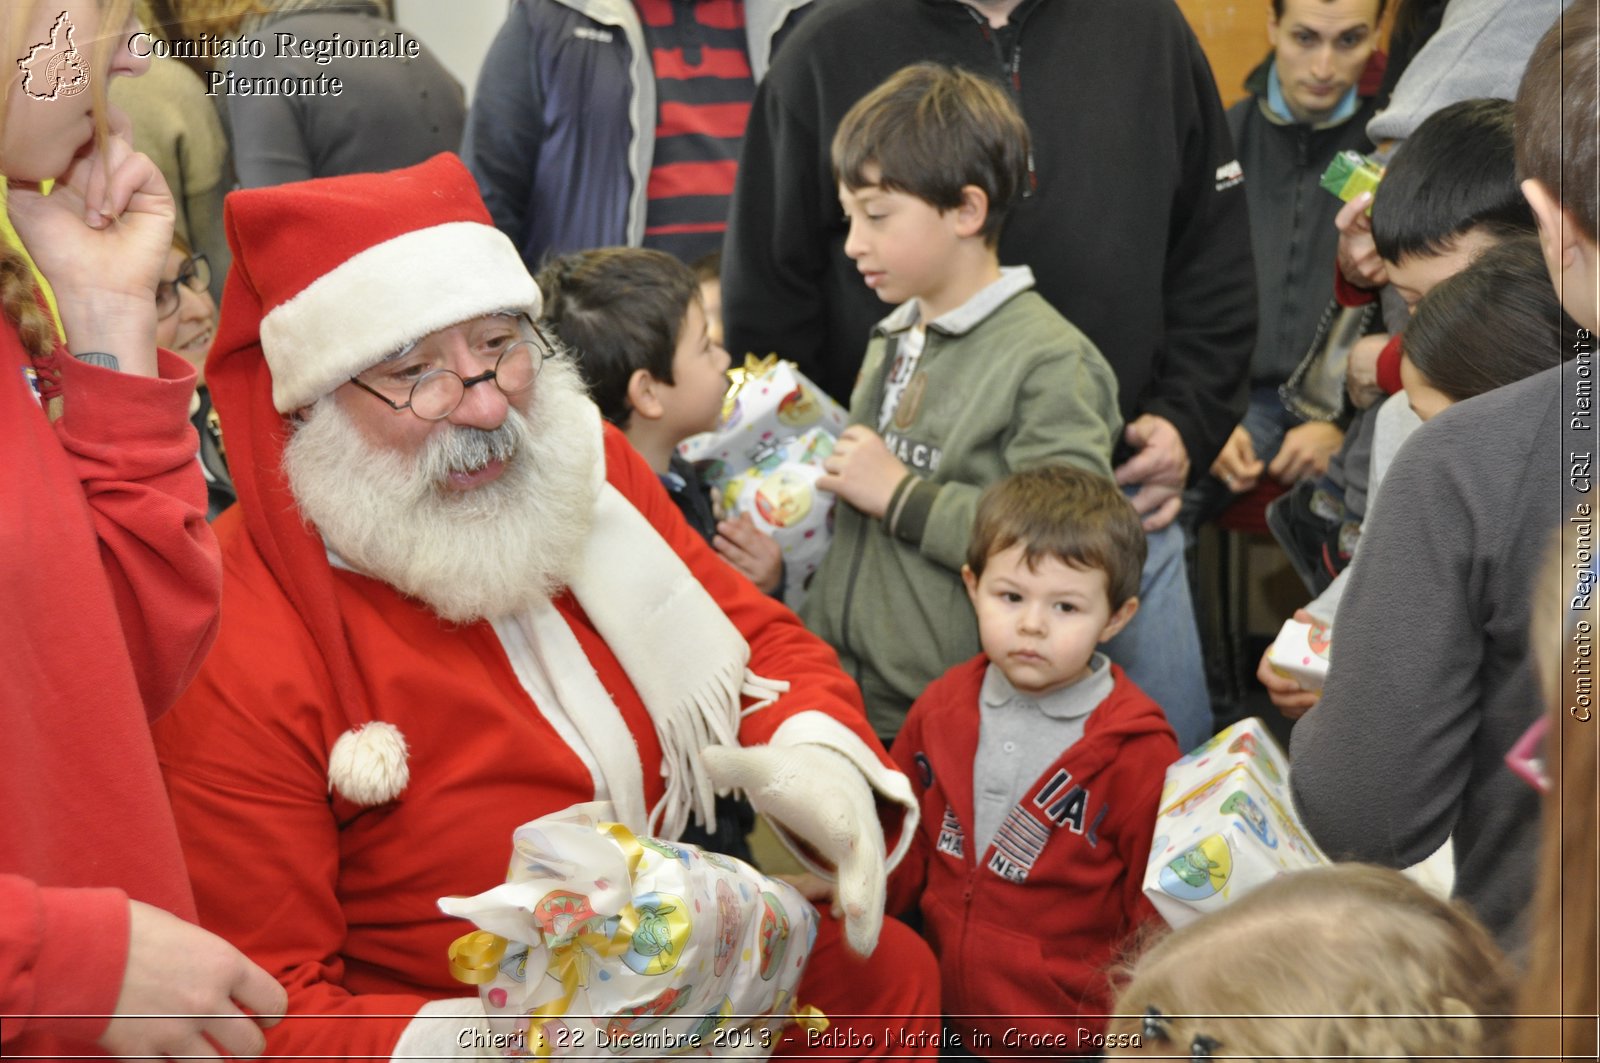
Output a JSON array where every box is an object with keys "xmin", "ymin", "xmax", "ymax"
[
  {"xmin": 1290, "ymin": 3, "xmax": 1598, "ymax": 948},
  {"xmin": 538, "ymin": 247, "xmax": 783, "ymax": 595},
  {"xmin": 798, "ymin": 63, "xmax": 1127, "ymax": 743},
  {"xmin": 1370, "ymin": 98, "xmax": 1535, "ymax": 301},
  {"xmin": 888, "ymin": 464, "xmax": 1179, "ymax": 1054},
  {"xmin": 1268, "ymin": 96, "xmax": 1535, "ymax": 593}
]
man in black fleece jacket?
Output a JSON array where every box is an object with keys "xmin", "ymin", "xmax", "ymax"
[
  {"xmin": 722, "ymin": 0, "xmax": 1256, "ymax": 744},
  {"xmin": 725, "ymin": 0, "xmax": 1255, "ymax": 502}
]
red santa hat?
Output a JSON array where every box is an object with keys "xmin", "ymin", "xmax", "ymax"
[
  {"xmin": 238, "ymin": 155, "xmax": 541, "ymax": 412},
  {"xmin": 206, "ymin": 154, "xmax": 537, "ymax": 806}
]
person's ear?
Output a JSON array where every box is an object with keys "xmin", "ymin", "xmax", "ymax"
[
  {"xmin": 1523, "ymin": 178, "xmax": 1600, "ymax": 330},
  {"xmin": 1523, "ymin": 179, "xmax": 1579, "ymax": 272},
  {"xmin": 627, "ymin": 367, "xmax": 665, "ymax": 421},
  {"xmin": 1099, "ymin": 596, "xmax": 1140, "ymax": 643},
  {"xmin": 952, "ymin": 185, "xmax": 990, "ymax": 239},
  {"xmin": 1266, "ymin": 9, "xmax": 1280, "ymax": 50},
  {"xmin": 962, "ymin": 563, "xmax": 981, "ymax": 605}
]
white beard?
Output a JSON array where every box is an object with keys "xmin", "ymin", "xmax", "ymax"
[{"xmin": 283, "ymin": 355, "xmax": 601, "ymax": 623}]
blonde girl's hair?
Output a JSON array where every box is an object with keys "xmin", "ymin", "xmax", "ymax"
[
  {"xmin": 1, "ymin": 0, "xmax": 136, "ymax": 419},
  {"xmin": 1104, "ymin": 864, "xmax": 1512, "ymax": 1062}
]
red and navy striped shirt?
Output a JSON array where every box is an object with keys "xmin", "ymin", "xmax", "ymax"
[{"xmin": 636, "ymin": 0, "xmax": 754, "ymax": 262}]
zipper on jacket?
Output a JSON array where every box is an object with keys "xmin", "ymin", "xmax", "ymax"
[
  {"xmin": 965, "ymin": 4, "xmax": 1036, "ymax": 196},
  {"xmin": 955, "ymin": 861, "xmax": 980, "ymax": 1018},
  {"xmin": 835, "ymin": 516, "xmax": 870, "ymax": 691}
]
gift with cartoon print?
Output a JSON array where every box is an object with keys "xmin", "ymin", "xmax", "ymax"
[
  {"xmin": 438, "ymin": 802, "xmax": 822, "ymax": 1058},
  {"xmin": 714, "ymin": 428, "xmax": 838, "ymax": 610},
  {"xmin": 679, "ymin": 356, "xmax": 848, "ymax": 610},
  {"xmin": 1142, "ymin": 719, "xmax": 1327, "ymax": 928},
  {"xmin": 678, "ymin": 355, "xmax": 849, "ymax": 475}
]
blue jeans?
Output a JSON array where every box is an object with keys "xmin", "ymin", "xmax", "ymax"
[{"xmin": 1103, "ymin": 502, "xmax": 1213, "ymax": 752}]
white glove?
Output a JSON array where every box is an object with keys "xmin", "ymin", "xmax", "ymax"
[{"xmin": 703, "ymin": 743, "xmax": 885, "ymax": 956}]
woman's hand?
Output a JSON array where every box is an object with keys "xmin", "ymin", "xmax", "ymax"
[{"xmin": 7, "ymin": 109, "xmax": 173, "ymax": 376}]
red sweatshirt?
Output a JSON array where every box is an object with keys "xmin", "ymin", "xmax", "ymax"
[
  {"xmin": 0, "ymin": 324, "xmax": 221, "ymax": 1057},
  {"xmin": 888, "ymin": 657, "xmax": 1179, "ymax": 1056}
]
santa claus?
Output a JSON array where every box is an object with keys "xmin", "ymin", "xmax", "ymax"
[{"xmin": 152, "ymin": 155, "xmax": 939, "ymax": 1059}]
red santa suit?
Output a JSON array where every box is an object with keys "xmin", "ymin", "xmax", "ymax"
[
  {"xmin": 150, "ymin": 155, "xmax": 937, "ymax": 1061},
  {"xmin": 887, "ymin": 656, "xmax": 1179, "ymax": 1056}
]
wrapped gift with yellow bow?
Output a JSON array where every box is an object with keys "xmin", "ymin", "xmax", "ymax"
[
  {"xmin": 438, "ymin": 803, "xmax": 823, "ymax": 1058},
  {"xmin": 679, "ymin": 355, "xmax": 849, "ymax": 476},
  {"xmin": 679, "ymin": 356, "xmax": 848, "ymax": 611}
]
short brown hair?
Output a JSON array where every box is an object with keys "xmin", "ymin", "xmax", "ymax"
[
  {"xmin": 536, "ymin": 247, "xmax": 700, "ymax": 427},
  {"xmin": 966, "ymin": 465, "xmax": 1145, "ymax": 607},
  {"xmin": 1516, "ymin": 1, "xmax": 1599, "ymax": 240},
  {"xmin": 832, "ymin": 62, "xmax": 1030, "ymax": 246}
]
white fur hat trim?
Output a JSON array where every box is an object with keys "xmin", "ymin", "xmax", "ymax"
[
  {"xmin": 328, "ymin": 721, "xmax": 410, "ymax": 805},
  {"xmin": 261, "ymin": 220, "xmax": 540, "ymax": 413}
]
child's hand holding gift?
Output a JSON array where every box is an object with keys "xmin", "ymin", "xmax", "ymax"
[
  {"xmin": 818, "ymin": 425, "xmax": 908, "ymax": 519},
  {"xmin": 714, "ymin": 514, "xmax": 785, "ymax": 594}
]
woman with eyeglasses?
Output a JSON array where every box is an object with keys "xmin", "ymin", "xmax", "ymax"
[
  {"xmin": 1, "ymin": 1, "xmax": 282, "ymax": 1059},
  {"xmin": 156, "ymin": 234, "xmax": 234, "ymax": 518}
]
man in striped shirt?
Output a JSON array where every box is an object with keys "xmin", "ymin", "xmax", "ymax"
[{"xmin": 464, "ymin": 0, "xmax": 813, "ymax": 267}]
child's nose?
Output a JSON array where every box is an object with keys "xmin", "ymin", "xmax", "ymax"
[{"xmin": 843, "ymin": 219, "xmax": 867, "ymax": 260}]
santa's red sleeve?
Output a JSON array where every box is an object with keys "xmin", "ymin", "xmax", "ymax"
[{"xmin": 600, "ymin": 426, "xmax": 917, "ymax": 865}]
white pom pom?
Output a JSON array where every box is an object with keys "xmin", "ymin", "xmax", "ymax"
[{"xmin": 327, "ymin": 722, "xmax": 410, "ymax": 805}]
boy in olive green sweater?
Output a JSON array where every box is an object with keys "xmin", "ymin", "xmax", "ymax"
[{"xmin": 800, "ymin": 62, "xmax": 1122, "ymax": 741}]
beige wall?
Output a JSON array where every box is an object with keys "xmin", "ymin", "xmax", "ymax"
[{"xmin": 1176, "ymin": 0, "xmax": 1271, "ymax": 107}]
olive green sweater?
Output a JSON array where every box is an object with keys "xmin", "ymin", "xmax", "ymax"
[{"xmin": 800, "ymin": 268, "xmax": 1121, "ymax": 739}]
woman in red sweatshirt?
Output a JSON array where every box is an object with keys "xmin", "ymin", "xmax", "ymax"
[{"xmin": 0, "ymin": 2, "xmax": 282, "ymax": 1057}]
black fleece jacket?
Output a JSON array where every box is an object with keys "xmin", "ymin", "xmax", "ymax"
[
  {"xmin": 722, "ymin": 0, "xmax": 1258, "ymax": 476},
  {"xmin": 1229, "ymin": 53, "xmax": 1381, "ymax": 386}
]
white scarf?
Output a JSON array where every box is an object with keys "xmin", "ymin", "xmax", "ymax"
[
  {"xmin": 326, "ymin": 420, "xmax": 789, "ymax": 829},
  {"xmin": 490, "ymin": 481, "xmax": 788, "ymax": 838}
]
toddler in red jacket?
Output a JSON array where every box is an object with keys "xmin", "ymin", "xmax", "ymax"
[{"xmin": 887, "ymin": 465, "xmax": 1181, "ymax": 1058}]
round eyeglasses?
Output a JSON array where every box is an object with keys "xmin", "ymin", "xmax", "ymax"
[
  {"xmin": 156, "ymin": 254, "xmax": 211, "ymax": 319},
  {"xmin": 349, "ymin": 319, "xmax": 552, "ymax": 421}
]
